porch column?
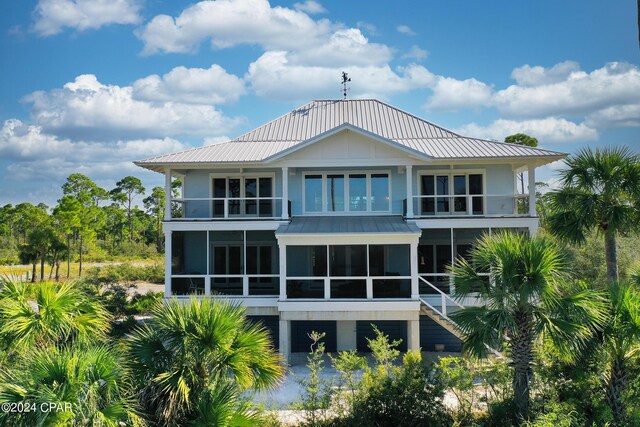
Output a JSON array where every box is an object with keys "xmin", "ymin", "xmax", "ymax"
[
  {"xmin": 279, "ymin": 319, "xmax": 291, "ymax": 365},
  {"xmin": 279, "ymin": 243, "xmax": 287, "ymax": 300},
  {"xmin": 406, "ymin": 165, "xmax": 414, "ymax": 218},
  {"xmin": 164, "ymin": 168, "xmax": 172, "ymax": 221},
  {"xmin": 282, "ymin": 167, "xmax": 289, "ymax": 219},
  {"xmin": 164, "ymin": 230, "xmax": 172, "ymax": 297},
  {"xmin": 528, "ymin": 164, "xmax": 537, "ymax": 217},
  {"xmin": 407, "ymin": 319, "xmax": 420, "ymax": 351},
  {"xmin": 410, "ymin": 241, "xmax": 419, "ymax": 299}
]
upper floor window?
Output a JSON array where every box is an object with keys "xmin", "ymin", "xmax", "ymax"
[
  {"xmin": 419, "ymin": 172, "xmax": 483, "ymax": 215},
  {"xmin": 303, "ymin": 171, "xmax": 390, "ymax": 214}
]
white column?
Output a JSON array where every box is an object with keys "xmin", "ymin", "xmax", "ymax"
[
  {"xmin": 164, "ymin": 230, "xmax": 172, "ymax": 297},
  {"xmin": 528, "ymin": 164, "xmax": 537, "ymax": 217},
  {"xmin": 164, "ymin": 168, "xmax": 172, "ymax": 221},
  {"xmin": 279, "ymin": 319, "xmax": 290, "ymax": 365},
  {"xmin": 279, "ymin": 243, "xmax": 287, "ymax": 300},
  {"xmin": 407, "ymin": 319, "xmax": 420, "ymax": 351},
  {"xmin": 406, "ymin": 165, "xmax": 414, "ymax": 218},
  {"xmin": 410, "ymin": 241, "xmax": 419, "ymax": 299},
  {"xmin": 282, "ymin": 167, "xmax": 289, "ymax": 219}
]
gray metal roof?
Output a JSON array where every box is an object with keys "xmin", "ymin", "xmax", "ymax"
[
  {"xmin": 136, "ymin": 99, "xmax": 566, "ymax": 170},
  {"xmin": 276, "ymin": 215, "xmax": 422, "ymax": 235}
]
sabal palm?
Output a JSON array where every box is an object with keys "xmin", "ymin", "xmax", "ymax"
[
  {"xmin": 0, "ymin": 278, "xmax": 111, "ymax": 351},
  {"xmin": 449, "ymin": 232, "xmax": 606, "ymax": 424},
  {"xmin": 547, "ymin": 146, "xmax": 640, "ymax": 282},
  {"xmin": 591, "ymin": 282, "xmax": 640, "ymax": 426},
  {"xmin": 126, "ymin": 297, "xmax": 284, "ymax": 426},
  {"xmin": 0, "ymin": 345, "xmax": 142, "ymax": 427}
]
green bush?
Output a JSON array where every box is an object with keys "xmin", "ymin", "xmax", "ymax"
[
  {"xmin": 334, "ymin": 351, "xmax": 451, "ymax": 427},
  {"xmin": 86, "ymin": 262, "xmax": 164, "ymax": 284}
]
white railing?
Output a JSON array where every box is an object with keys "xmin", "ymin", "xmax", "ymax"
[
  {"xmin": 285, "ymin": 276, "xmax": 412, "ymax": 299},
  {"xmin": 169, "ymin": 274, "xmax": 280, "ymax": 297},
  {"xmin": 170, "ymin": 197, "xmax": 284, "ymax": 220},
  {"xmin": 418, "ymin": 276, "xmax": 464, "ymax": 317},
  {"xmin": 411, "ymin": 194, "xmax": 529, "ymax": 217}
]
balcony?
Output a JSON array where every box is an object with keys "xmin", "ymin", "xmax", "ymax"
[
  {"xmin": 409, "ymin": 194, "xmax": 530, "ymax": 218},
  {"xmin": 170, "ymin": 197, "xmax": 287, "ymax": 220}
]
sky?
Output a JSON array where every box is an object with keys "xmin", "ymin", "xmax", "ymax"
[{"xmin": 1, "ymin": 0, "xmax": 639, "ymax": 207}]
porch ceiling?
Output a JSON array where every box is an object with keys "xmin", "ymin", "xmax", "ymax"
[{"xmin": 276, "ymin": 215, "xmax": 421, "ymax": 235}]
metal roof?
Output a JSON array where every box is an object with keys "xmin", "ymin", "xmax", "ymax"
[
  {"xmin": 136, "ymin": 99, "xmax": 566, "ymax": 170},
  {"xmin": 276, "ymin": 215, "xmax": 422, "ymax": 235}
]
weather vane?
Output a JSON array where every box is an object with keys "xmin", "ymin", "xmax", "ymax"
[{"xmin": 341, "ymin": 71, "xmax": 351, "ymax": 99}]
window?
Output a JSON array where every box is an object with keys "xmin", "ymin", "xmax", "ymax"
[
  {"xmin": 211, "ymin": 176, "xmax": 274, "ymax": 217},
  {"xmin": 304, "ymin": 175, "xmax": 323, "ymax": 212},
  {"xmin": 349, "ymin": 174, "xmax": 367, "ymax": 211},
  {"xmin": 420, "ymin": 172, "xmax": 484, "ymax": 215},
  {"xmin": 326, "ymin": 175, "xmax": 345, "ymax": 212},
  {"xmin": 303, "ymin": 172, "xmax": 391, "ymax": 213}
]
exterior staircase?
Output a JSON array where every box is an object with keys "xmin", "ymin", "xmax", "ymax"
[{"xmin": 418, "ymin": 276, "xmax": 503, "ymax": 358}]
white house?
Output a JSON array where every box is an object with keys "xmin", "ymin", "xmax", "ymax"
[{"xmin": 135, "ymin": 99, "xmax": 565, "ymax": 360}]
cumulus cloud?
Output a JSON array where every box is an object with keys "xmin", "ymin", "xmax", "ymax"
[
  {"xmin": 132, "ymin": 64, "xmax": 246, "ymax": 104},
  {"xmin": 289, "ymin": 28, "xmax": 392, "ymax": 67},
  {"xmin": 455, "ymin": 117, "xmax": 598, "ymax": 143},
  {"xmin": 136, "ymin": 0, "xmax": 334, "ymax": 55},
  {"xmin": 511, "ymin": 60, "xmax": 581, "ymax": 87},
  {"xmin": 32, "ymin": 0, "xmax": 141, "ymax": 36},
  {"xmin": 494, "ymin": 62, "xmax": 640, "ymax": 118},
  {"xmin": 293, "ymin": 0, "xmax": 326, "ymax": 14},
  {"xmin": 23, "ymin": 74, "xmax": 242, "ymax": 141},
  {"xmin": 585, "ymin": 103, "xmax": 640, "ymax": 128},
  {"xmin": 396, "ymin": 25, "xmax": 416, "ymax": 35},
  {"xmin": 402, "ymin": 45, "xmax": 428, "ymax": 61},
  {"xmin": 426, "ymin": 76, "xmax": 493, "ymax": 111},
  {"xmin": 246, "ymin": 51, "xmax": 434, "ymax": 100},
  {"xmin": 0, "ymin": 118, "xmax": 187, "ymax": 192}
]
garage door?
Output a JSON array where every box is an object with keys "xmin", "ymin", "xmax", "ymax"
[
  {"xmin": 356, "ymin": 321, "xmax": 408, "ymax": 352},
  {"xmin": 291, "ymin": 321, "xmax": 337, "ymax": 353},
  {"xmin": 247, "ymin": 315, "xmax": 279, "ymax": 350},
  {"xmin": 419, "ymin": 316, "xmax": 462, "ymax": 352}
]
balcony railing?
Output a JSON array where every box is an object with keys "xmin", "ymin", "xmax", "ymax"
[
  {"xmin": 410, "ymin": 194, "xmax": 530, "ymax": 218},
  {"xmin": 170, "ymin": 274, "xmax": 280, "ymax": 296},
  {"xmin": 170, "ymin": 197, "xmax": 285, "ymax": 220}
]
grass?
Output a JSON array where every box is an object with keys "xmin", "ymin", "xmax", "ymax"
[{"xmin": 0, "ymin": 258, "xmax": 163, "ymax": 281}]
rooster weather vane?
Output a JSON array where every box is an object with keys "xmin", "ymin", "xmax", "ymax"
[{"xmin": 341, "ymin": 72, "xmax": 351, "ymax": 99}]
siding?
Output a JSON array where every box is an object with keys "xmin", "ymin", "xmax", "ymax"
[{"xmin": 419, "ymin": 316, "xmax": 462, "ymax": 352}]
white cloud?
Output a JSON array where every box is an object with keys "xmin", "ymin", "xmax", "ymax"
[
  {"xmin": 494, "ymin": 62, "xmax": 640, "ymax": 118},
  {"xmin": 402, "ymin": 45, "xmax": 428, "ymax": 61},
  {"xmin": 289, "ymin": 28, "xmax": 392, "ymax": 67},
  {"xmin": 425, "ymin": 77, "xmax": 493, "ymax": 111},
  {"xmin": 455, "ymin": 117, "xmax": 598, "ymax": 143},
  {"xmin": 585, "ymin": 103, "xmax": 640, "ymax": 128},
  {"xmin": 132, "ymin": 64, "xmax": 246, "ymax": 105},
  {"xmin": 510, "ymin": 61, "xmax": 581, "ymax": 87},
  {"xmin": 136, "ymin": 0, "xmax": 334, "ymax": 55},
  {"xmin": 23, "ymin": 74, "xmax": 243, "ymax": 141},
  {"xmin": 293, "ymin": 0, "xmax": 326, "ymax": 14},
  {"xmin": 0, "ymin": 118, "xmax": 187, "ymax": 190},
  {"xmin": 246, "ymin": 51, "xmax": 434, "ymax": 101},
  {"xmin": 32, "ymin": 0, "xmax": 141, "ymax": 36},
  {"xmin": 396, "ymin": 25, "xmax": 416, "ymax": 35},
  {"xmin": 0, "ymin": 119, "xmax": 187, "ymax": 162}
]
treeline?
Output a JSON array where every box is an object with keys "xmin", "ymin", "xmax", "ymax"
[{"xmin": 0, "ymin": 173, "xmax": 179, "ymax": 280}]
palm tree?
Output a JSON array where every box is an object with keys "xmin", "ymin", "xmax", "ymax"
[
  {"xmin": 547, "ymin": 146, "xmax": 640, "ymax": 282},
  {"xmin": 449, "ymin": 232, "xmax": 606, "ymax": 424},
  {"xmin": 126, "ymin": 297, "xmax": 284, "ymax": 426},
  {"xmin": 0, "ymin": 345, "xmax": 143, "ymax": 427},
  {"xmin": 589, "ymin": 282, "xmax": 640, "ymax": 426},
  {"xmin": 0, "ymin": 278, "xmax": 111, "ymax": 351}
]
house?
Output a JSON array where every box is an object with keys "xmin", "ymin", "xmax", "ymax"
[{"xmin": 135, "ymin": 99, "xmax": 565, "ymax": 361}]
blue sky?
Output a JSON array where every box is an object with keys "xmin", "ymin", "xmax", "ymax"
[{"xmin": 1, "ymin": 0, "xmax": 639, "ymax": 206}]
